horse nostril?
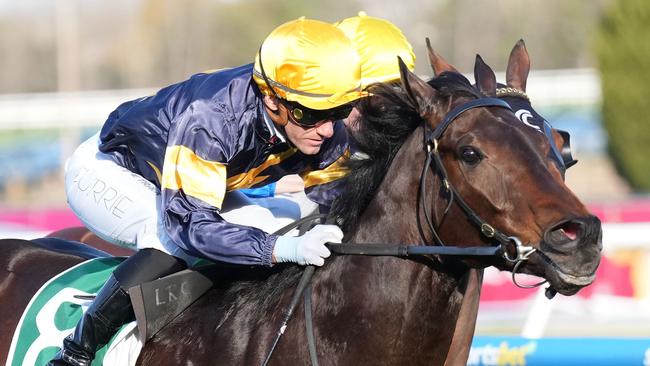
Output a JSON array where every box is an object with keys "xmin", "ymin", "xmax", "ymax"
[
  {"xmin": 542, "ymin": 216, "xmax": 602, "ymax": 256},
  {"xmin": 547, "ymin": 220, "xmax": 583, "ymax": 244},
  {"xmin": 558, "ymin": 222, "xmax": 581, "ymax": 241}
]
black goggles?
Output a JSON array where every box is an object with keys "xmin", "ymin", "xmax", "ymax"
[{"xmin": 281, "ymin": 100, "xmax": 354, "ymax": 127}]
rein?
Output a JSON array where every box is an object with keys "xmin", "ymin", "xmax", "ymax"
[{"xmin": 261, "ymin": 215, "xmax": 326, "ymax": 366}]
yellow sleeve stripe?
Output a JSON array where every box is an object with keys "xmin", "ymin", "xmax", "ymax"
[
  {"xmin": 226, "ymin": 148, "xmax": 298, "ymax": 190},
  {"xmin": 147, "ymin": 161, "xmax": 163, "ymax": 183},
  {"xmin": 301, "ymin": 149, "xmax": 350, "ymax": 188},
  {"xmin": 161, "ymin": 145, "xmax": 227, "ymax": 209}
]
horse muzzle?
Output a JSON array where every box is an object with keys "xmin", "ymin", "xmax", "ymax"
[{"xmin": 527, "ymin": 215, "xmax": 603, "ymax": 295}]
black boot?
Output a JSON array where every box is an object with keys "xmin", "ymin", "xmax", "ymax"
[
  {"xmin": 48, "ymin": 274, "xmax": 134, "ymax": 366},
  {"xmin": 48, "ymin": 248, "xmax": 187, "ymax": 366}
]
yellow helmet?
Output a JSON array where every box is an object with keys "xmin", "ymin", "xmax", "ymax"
[
  {"xmin": 253, "ymin": 17, "xmax": 363, "ymax": 110},
  {"xmin": 335, "ymin": 12, "xmax": 416, "ymax": 88}
]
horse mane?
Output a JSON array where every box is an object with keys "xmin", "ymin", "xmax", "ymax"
[{"xmin": 330, "ymin": 72, "xmax": 483, "ymax": 232}]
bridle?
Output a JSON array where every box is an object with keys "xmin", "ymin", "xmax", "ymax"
[
  {"xmin": 417, "ymin": 96, "xmax": 547, "ymax": 290},
  {"xmin": 420, "ymin": 99, "xmax": 525, "ymax": 251},
  {"xmin": 261, "ymin": 96, "xmax": 550, "ymax": 366},
  {"xmin": 327, "ymin": 97, "xmax": 540, "ymax": 271}
]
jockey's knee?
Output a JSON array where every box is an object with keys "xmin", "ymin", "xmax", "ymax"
[{"xmin": 113, "ymin": 248, "xmax": 187, "ymax": 289}]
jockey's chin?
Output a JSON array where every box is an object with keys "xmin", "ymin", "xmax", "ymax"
[{"xmin": 284, "ymin": 120, "xmax": 335, "ymax": 155}]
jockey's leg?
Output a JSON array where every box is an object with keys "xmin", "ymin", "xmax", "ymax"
[
  {"xmin": 48, "ymin": 248, "xmax": 187, "ymax": 366},
  {"xmin": 64, "ymin": 132, "xmax": 162, "ymax": 250},
  {"xmin": 220, "ymin": 190, "xmax": 299, "ymax": 233}
]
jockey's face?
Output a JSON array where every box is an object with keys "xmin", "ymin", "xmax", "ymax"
[
  {"xmin": 283, "ymin": 116, "xmax": 335, "ymax": 155},
  {"xmin": 263, "ymin": 95, "xmax": 338, "ymax": 155}
]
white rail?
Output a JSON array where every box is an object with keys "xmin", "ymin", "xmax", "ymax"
[
  {"xmin": 0, "ymin": 88, "xmax": 153, "ymax": 130},
  {"xmin": 0, "ymin": 68, "xmax": 600, "ymax": 130}
]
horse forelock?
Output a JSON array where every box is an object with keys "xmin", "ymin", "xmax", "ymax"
[
  {"xmin": 331, "ymin": 73, "xmax": 483, "ymax": 232},
  {"xmin": 427, "ymin": 71, "xmax": 483, "ymax": 100}
]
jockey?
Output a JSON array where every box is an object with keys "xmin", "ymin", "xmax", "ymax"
[{"xmin": 49, "ymin": 18, "xmax": 363, "ymax": 366}]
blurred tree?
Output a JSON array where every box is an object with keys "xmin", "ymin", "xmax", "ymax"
[
  {"xmin": 597, "ymin": 0, "xmax": 650, "ymax": 191},
  {"xmin": 424, "ymin": 0, "xmax": 606, "ymax": 73},
  {"xmin": 0, "ymin": 0, "xmax": 611, "ymax": 93},
  {"xmin": 102, "ymin": 0, "xmax": 363, "ymax": 89}
]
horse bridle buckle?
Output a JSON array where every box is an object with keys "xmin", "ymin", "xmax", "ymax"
[
  {"xmin": 426, "ymin": 138, "xmax": 439, "ymax": 153},
  {"xmin": 480, "ymin": 223, "xmax": 496, "ymax": 238}
]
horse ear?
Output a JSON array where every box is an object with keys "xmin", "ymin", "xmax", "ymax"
[
  {"xmin": 399, "ymin": 56, "xmax": 438, "ymax": 118},
  {"xmin": 473, "ymin": 54, "xmax": 497, "ymax": 97},
  {"xmin": 426, "ymin": 38, "xmax": 458, "ymax": 76},
  {"xmin": 506, "ymin": 39, "xmax": 530, "ymax": 91}
]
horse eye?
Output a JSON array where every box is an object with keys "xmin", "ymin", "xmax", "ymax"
[{"xmin": 459, "ymin": 146, "xmax": 483, "ymax": 165}]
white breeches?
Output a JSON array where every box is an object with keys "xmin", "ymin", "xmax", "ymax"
[{"xmin": 65, "ymin": 133, "xmax": 316, "ymax": 262}]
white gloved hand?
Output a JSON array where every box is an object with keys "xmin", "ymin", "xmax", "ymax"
[{"xmin": 272, "ymin": 224, "xmax": 343, "ymax": 266}]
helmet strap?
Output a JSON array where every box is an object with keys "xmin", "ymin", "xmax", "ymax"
[{"xmin": 257, "ymin": 44, "xmax": 284, "ymax": 101}]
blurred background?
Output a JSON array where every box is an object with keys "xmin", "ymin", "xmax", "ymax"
[{"xmin": 1, "ymin": 0, "xmax": 649, "ymax": 364}]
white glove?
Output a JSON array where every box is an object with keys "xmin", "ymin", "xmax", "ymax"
[{"xmin": 272, "ymin": 224, "xmax": 343, "ymax": 266}]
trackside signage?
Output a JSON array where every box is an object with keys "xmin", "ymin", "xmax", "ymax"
[{"xmin": 469, "ymin": 336, "xmax": 650, "ymax": 366}]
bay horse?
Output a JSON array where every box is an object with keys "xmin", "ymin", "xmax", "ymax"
[
  {"xmin": 43, "ymin": 41, "xmax": 572, "ymax": 366},
  {"xmin": 431, "ymin": 39, "xmax": 580, "ymax": 366},
  {"xmin": 0, "ymin": 55, "xmax": 601, "ymax": 365}
]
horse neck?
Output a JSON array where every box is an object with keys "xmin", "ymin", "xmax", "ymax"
[
  {"xmin": 347, "ymin": 126, "xmax": 424, "ymax": 243},
  {"xmin": 313, "ymin": 126, "xmax": 466, "ymax": 362}
]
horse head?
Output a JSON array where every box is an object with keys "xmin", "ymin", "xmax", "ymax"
[{"xmin": 398, "ymin": 49, "xmax": 602, "ymax": 296}]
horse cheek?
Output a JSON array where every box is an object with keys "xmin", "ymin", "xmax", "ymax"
[{"xmin": 460, "ymin": 162, "xmax": 512, "ymax": 212}]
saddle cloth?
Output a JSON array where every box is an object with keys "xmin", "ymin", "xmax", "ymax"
[{"xmin": 6, "ymin": 257, "xmax": 142, "ymax": 366}]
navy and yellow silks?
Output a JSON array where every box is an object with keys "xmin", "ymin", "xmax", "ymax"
[{"xmin": 98, "ymin": 64, "xmax": 349, "ymax": 266}]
